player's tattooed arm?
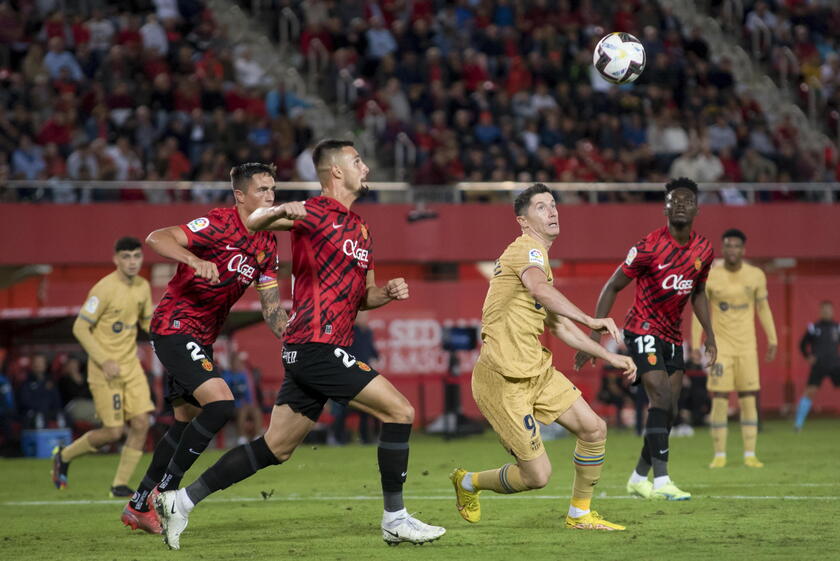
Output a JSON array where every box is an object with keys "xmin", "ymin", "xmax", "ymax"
[
  {"xmin": 691, "ymin": 282, "xmax": 717, "ymax": 365},
  {"xmin": 258, "ymin": 286, "xmax": 288, "ymax": 339},
  {"xmin": 246, "ymin": 202, "xmax": 307, "ymax": 231}
]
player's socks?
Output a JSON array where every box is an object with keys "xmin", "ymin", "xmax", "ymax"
[
  {"xmin": 739, "ymin": 395, "xmax": 759, "ymax": 456},
  {"xmin": 474, "ymin": 463, "xmax": 530, "ymax": 493},
  {"xmin": 174, "ymin": 488, "xmax": 195, "ymax": 514},
  {"xmin": 184, "ymin": 436, "xmax": 281, "ymax": 506},
  {"xmin": 130, "ymin": 420, "xmax": 188, "ymax": 512},
  {"xmin": 378, "ymin": 423, "xmax": 411, "ymax": 512},
  {"xmin": 653, "ymin": 475, "xmax": 671, "ymax": 489},
  {"xmin": 628, "ymin": 471, "xmax": 648, "ymax": 485},
  {"xmin": 112, "ymin": 447, "xmax": 143, "ymax": 488},
  {"xmin": 461, "ymin": 472, "xmax": 476, "ymax": 492},
  {"xmin": 569, "ymin": 439, "xmax": 605, "ymax": 517},
  {"xmin": 159, "ymin": 400, "xmax": 235, "ymax": 492},
  {"xmin": 794, "ymin": 396, "xmax": 812, "ymax": 429},
  {"xmin": 60, "ymin": 433, "xmax": 97, "ymax": 462},
  {"xmin": 645, "ymin": 408, "xmax": 671, "ymax": 479},
  {"xmin": 710, "ymin": 397, "xmax": 728, "ymax": 456}
]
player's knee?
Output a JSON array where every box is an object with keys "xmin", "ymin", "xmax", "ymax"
[
  {"xmin": 128, "ymin": 414, "xmax": 150, "ymax": 434},
  {"xmin": 588, "ymin": 416, "xmax": 608, "ymax": 441},
  {"xmin": 522, "ymin": 466, "xmax": 551, "ymax": 489},
  {"xmin": 380, "ymin": 399, "xmax": 414, "ymax": 424},
  {"xmin": 102, "ymin": 426, "xmax": 124, "ymax": 442}
]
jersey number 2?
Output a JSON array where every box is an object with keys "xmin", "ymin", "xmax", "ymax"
[
  {"xmin": 186, "ymin": 342, "xmax": 206, "ymax": 361},
  {"xmin": 334, "ymin": 348, "xmax": 357, "ymax": 368},
  {"xmin": 634, "ymin": 335, "xmax": 656, "ymax": 354}
]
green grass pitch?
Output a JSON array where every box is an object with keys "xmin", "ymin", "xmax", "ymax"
[{"xmin": 1, "ymin": 419, "xmax": 838, "ymax": 561}]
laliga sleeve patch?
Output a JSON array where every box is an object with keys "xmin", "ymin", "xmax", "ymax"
[
  {"xmin": 187, "ymin": 217, "xmax": 210, "ymax": 232},
  {"xmin": 625, "ymin": 246, "xmax": 638, "ymax": 266},
  {"xmin": 529, "ymin": 248, "xmax": 545, "ymax": 266},
  {"xmin": 84, "ymin": 296, "xmax": 99, "ymax": 314}
]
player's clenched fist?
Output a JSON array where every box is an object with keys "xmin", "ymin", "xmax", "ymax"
[
  {"xmin": 276, "ymin": 202, "xmax": 307, "ymax": 220},
  {"xmin": 189, "ymin": 257, "xmax": 220, "ymax": 284},
  {"xmin": 386, "ymin": 278, "xmax": 409, "ymax": 300}
]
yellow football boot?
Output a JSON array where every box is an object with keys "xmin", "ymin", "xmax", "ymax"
[{"xmin": 449, "ymin": 468, "xmax": 481, "ymax": 523}]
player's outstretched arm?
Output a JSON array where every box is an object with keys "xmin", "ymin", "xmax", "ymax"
[
  {"xmin": 548, "ymin": 315, "xmax": 637, "ymax": 383},
  {"xmin": 691, "ymin": 282, "xmax": 717, "ymax": 366},
  {"xmin": 521, "ymin": 267, "xmax": 622, "ymax": 341},
  {"xmin": 245, "ymin": 202, "xmax": 307, "ymax": 232},
  {"xmin": 146, "ymin": 226, "xmax": 220, "ymax": 284},
  {"xmin": 257, "ymin": 284, "xmax": 288, "ymax": 340},
  {"xmin": 360, "ymin": 270, "xmax": 408, "ymax": 310},
  {"xmin": 573, "ymin": 266, "xmax": 633, "ymax": 369}
]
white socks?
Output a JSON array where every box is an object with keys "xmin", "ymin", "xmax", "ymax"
[
  {"xmin": 175, "ymin": 488, "xmax": 195, "ymax": 514},
  {"xmin": 653, "ymin": 475, "xmax": 671, "ymax": 490},
  {"xmin": 628, "ymin": 471, "xmax": 647, "ymax": 485},
  {"xmin": 568, "ymin": 505, "xmax": 590, "ymax": 518},
  {"xmin": 462, "ymin": 473, "xmax": 476, "ymax": 492},
  {"xmin": 382, "ymin": 508, "xmax": 408, "ymax": 525}
]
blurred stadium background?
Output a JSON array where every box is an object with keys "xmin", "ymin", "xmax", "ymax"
[{"xmin": 0, "ymin": 0, "xmax": 839, "ymax": 460}]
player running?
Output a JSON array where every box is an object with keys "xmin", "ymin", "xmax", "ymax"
[
  {"xmin": 154, "ymin": 139, "xmax": 446, "ymax": 550},
  {"xmin": 575, "ymin": 177, "xmax": 716, "ymax": 501},
  {"xmin": 120, "ymin": 163, "xmax": 302, "ymax": 534},
  {"xmin": 691, "ymin": 229, "xmax": 777, "ymax": 468},
  {"xmin": 53, "ymin": 237, "xmax": 154, "ymax": 497},
  {"xmin": 449, "ymin": 183, "xmax": 636, "ymax": 531}
]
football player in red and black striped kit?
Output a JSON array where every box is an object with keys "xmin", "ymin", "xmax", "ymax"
[
  {"xmin": 121, "ymin": 163, "xmax": 305, "ymax": 534},
  {"xmin": 154, "ymin": 140, "xmax": 446, "ymax": 550},
  {"xmin": 575, "ymin": 178, "xmax": 717, "ymax": 502}
]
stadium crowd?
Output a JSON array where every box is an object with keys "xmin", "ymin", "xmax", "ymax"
[{"xmin": 0, "ymin": 0, "xmax": 838, "ymax": 203}]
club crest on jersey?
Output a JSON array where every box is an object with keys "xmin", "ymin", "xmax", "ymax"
[
  {"xmin": 694, "ymin": 258, "xmax": 702, "ymax": 271},
  {"xmin": 647, "ymin": 353, "xmax": 658, "ymax": 366},
  {"xmin": 187, "ymin": 217, "xmax": 210, "ymax": 232},
  {"xmin": 662, "ymin": 273, "xmax": 694, "ymax": 294},
  {"xmin": 201, "ymin": 358, "xmax": 214, "ymax": 372},
  {"xmin": 360, "ymin": 224, "xmax": 368, "ymax": 240},
  {"xmin": 357, "ymin": 361, "xmax": 372, "ymax": 372},
  {"xmin": 256, "ymin": 251, "xmax": 266, "ymax": 264}
]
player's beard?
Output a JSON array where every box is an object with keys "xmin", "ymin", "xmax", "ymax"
[{"xmin": 357, "ymin": 183, "xmax": 370, "ymax": 198}]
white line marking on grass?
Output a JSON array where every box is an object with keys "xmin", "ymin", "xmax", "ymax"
[{"xmin": 3, "ymin": 494, "xmax": 838, "ymax": 507}]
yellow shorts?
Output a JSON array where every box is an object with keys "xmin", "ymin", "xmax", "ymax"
[
  {"xmin": 472, "ymin": 361, "xmax": 581, "ymax": 461},
  {"xmin": 707, "ymin": 352, "xmax": 760, "ymax": 393},
  {"xmin": 88, "ymin": 361, "xmax": 154, "ymax": 427}
]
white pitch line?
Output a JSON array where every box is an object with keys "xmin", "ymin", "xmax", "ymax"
[{"xmin": 3, "ymin": 494, "xmax": 838, "ymax": 507}]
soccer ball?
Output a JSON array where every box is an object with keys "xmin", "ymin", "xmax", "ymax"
[{"xmin": 592, "ymin": 32, "xmax": 646, "ymax": 84}]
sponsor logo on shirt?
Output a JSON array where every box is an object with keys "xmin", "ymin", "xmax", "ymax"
[
  {"xmin": 662, "ymin": 274, "xmax": 694, "ymax": 294},
  {"xmin": 343, "ymin": 239, "xmax": 369, "ymax": 265},
  {"xmin": 84, "ymin": 296, "xmax": 99, "ymax": 314},
  {"xmin": 112, "ymin": 321, "xmax": 124, "ymax": 333},
  {"xmin": 625, "ymin": 246, "xmax": 637, "ymax": 266},
  {"xmin": 529, "ymin": 249, "xmax": 545, "ymax": 266},
  {"xmin": 228, "ymin": 254, "xmax": 256, "ymax": 281},
  {"xmin": 187, "ymin": 217, "xmax": 210, "ymax": 232}
]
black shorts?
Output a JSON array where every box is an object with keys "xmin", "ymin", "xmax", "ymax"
[
  {"xmin": 624, "ymin": 330, "xmax": 685, "ymax": 383},
  {"xmin": 276, "ymin": 343, "xmax": 379, "ymax": 422},
  {"xmin": 807, "ymin": 363, "xmax": 840, "ymax": 387},
  {"xmin": 150, "ymin": 333, "xmax": 220, "ymax": 407}
]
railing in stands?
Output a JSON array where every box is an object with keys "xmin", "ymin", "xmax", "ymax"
[{"xmin": 2, "ymin": 181, "xmax": 838, "ymax": 204}]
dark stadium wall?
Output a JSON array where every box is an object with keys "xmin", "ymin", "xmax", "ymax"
[{"xmin": 3, "ymin": 203, "xmax": 840, "ymax": 264}]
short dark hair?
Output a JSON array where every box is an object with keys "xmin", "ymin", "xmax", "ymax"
[
  {"xmin": 312, "ymin": 139, "xmax": 354, "ymax": 169},
  {"xmin": 665, "ymin": 177, "xmax": 698, "ymax": 195},
  {"xmin": 514, "ymin": 183, "xmax": 558, "ymax": 216},
  {"xmin": 722, "ymin": 228, "xmax": 747, "ymax": 243},
  {"xmin": 230, "ymin": 162, "xmax": 276, "ymax": 192},
  {"xmin": 114, "ymin": 236, "xmax": 142, "ymax": 253}
]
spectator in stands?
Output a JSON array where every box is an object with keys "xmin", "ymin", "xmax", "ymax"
[
  {"xmin": 221, "ymin": 354, "xmax": 263, "ymax": 446},
  {"xmin": 740, "ymin": 147, "xmax": 778, "ymax": 183},
  {"xmin": 12, "ymin": 134, "xmax": 46, "ymax": 180},
  {"xmin": 57, "ymin": 355, "xmax": 97, "ymax": 426},
  {"xmin": 0, "ymin": 363, "xmax": 16, "ymax": 452},
  {"xmin": 17, "ymin": 353, "xmax": 64, "ymax": 429},
  {"xmin": 43, "ymin": 37, "xmax": 84, "ymax": 81}
]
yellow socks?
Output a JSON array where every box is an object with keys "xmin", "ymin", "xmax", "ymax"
[
  {"xmin": 710, "ymin": 397, "xmax": 728, "ymax": 456},
  {"xmin": 60, "ymin": 433, "xmax": 98, "ymax": 462},
  {"xmin": 112, "ymin": 447, "xmax": 143, "ymax": 487},
  {"xmin": 474, "ymin": 463, "xmax": 530, "ymax": 494},
  {"xmin": 739, "ymin": 395, "xmax": 758, "ymax": 457},
  {"xmin": 571, "ymin": 439, "xmax": 605, "ymax": 513}
]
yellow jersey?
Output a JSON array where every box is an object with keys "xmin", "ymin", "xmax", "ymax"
[
  {"xmin": 77, "ymin": 271, "xmax": 153, "ymax": 368},
  {"xmin": 477, "ymin": 234, "xmax": 553, "ymax": 379},
  {"xmin": 692, "ymin": 262, "xmax": 777, "ymax": 355}
]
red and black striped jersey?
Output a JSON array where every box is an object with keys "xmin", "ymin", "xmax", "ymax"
[
  {"xmin": 150, "ymin": 207, "xmax": 279, "ymax": 345},
  {"xmin": 284, "ymin": 196, "xmax": 374, "ymax": 347},
  {"xmin": 620, "ymin": 225, "xmax": 713, "ymax": 345}
]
